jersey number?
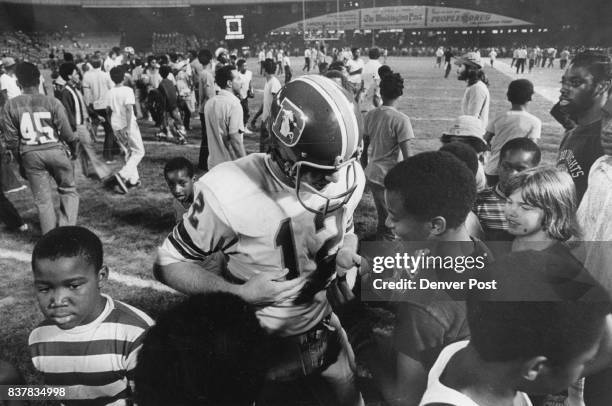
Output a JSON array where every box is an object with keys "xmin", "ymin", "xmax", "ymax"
[
  {"xmin": 188, "ymin": 191, "xmax": 205, "ymax": 229},
  {"xmin": 274, "ymin": 207, "xmax": 345, "ymax": 280},
  {"xmin": 20, "ymin": 112, "xmax": 56, "ymax": 145}
]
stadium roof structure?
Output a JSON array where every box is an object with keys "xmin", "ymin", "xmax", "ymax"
[{"xmin": 0, "ymin": 0, "xmax": 332, "ymax": 5}]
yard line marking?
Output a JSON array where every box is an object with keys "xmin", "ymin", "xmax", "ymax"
[{"xmin": 0, "ymin": 248, "xmax": 177, "ymax": 294}]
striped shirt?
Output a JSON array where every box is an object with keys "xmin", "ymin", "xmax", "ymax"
[{"xmin": 29, "ymin": 294, "xmax": 154, "ymax": 405}]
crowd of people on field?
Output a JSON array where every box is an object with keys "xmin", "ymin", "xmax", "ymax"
[{"xmin": 1, "ymin": 38, "xmax": 612, "ymax": 406}]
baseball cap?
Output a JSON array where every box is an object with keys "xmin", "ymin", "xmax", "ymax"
[
  {"xmin": 2, "ymin": 57, "xmax": 16, "ymax": 68},
  {"xmin": 441, "ymin": 115, "xmax": 487, "ymax": 152},
  {"xmin": 215, "ymin": 47, "xmax": 228, "ymax": 58},
  {"xmin": 454, "ymin": 52, "xmax": 482, "ymax": 69}
]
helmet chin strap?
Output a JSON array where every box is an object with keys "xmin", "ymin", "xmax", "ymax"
[{"xmin": 269, "ymin": 145, "xmax": 298, "ymax": 187}]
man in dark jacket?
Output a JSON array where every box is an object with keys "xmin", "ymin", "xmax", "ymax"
[{"xmin": 58, "ymin": 62, "xmax": 110, "ymax": 181}]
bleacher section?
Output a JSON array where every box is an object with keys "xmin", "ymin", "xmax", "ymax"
[{"xmin": 0, "ymin": 31, "xmax": 120, "ymax": 65}]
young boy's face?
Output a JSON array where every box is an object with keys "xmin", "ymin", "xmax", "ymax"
[
  {"xmin": 33, "ymin": 256, "xmax": 107, "ymax": 330},
  {"xmin": 165, "ymin": 169, "xmax": 195, "ymax": 205},
  {"xmin": 498, "ymin": 149, "xmax": 537, "ymax": 190},
  {"xmin": 384, "ymin": 190, "xmax": 432, "ymax": 241}
]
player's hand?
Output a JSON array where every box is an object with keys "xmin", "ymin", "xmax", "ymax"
[
  {"xmin": 4, "ymin": 149, "xmax": 13, "ymax": 163},
  {"xmin": 237, "ymin": 269, "xmax": 307, "ymax": 305},
  {"xmin": 336, "ymin": 247, "xmax": 361, "ymax": 278}
]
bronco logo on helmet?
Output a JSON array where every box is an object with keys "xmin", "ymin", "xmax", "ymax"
[{"xmin": 272, "ymin": 98, "xmax": 306, "ymax": 147}]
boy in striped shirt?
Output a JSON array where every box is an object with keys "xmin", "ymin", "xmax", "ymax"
[
  {"xmin": 474, "ymin": 138, "xmax": 540, "ymax": 242},
  {"xmin": 29, "ymin": 226, "xmax": 154, "ymax": 405}
]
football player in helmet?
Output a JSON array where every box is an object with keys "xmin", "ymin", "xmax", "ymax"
[{"xmin": 154, "ymin": 75, "xmax": 365, "ymax": 406}]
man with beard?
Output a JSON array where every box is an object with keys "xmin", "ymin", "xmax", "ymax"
[
  {"xmin": 455, "ymin": 52, "xmax": 490, "ymax": 128},
  {"xmin": 557, "ymin": 50, "xmax": 611, "ymax": 203}
]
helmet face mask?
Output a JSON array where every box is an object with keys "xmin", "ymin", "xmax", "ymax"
[
  {"xmin": 268, "ymin": 75, "xmax": 363, "ymax": 216},
  {"xmin": 294, "ymin": 159, "xmax": 359, "ymax": 216}
]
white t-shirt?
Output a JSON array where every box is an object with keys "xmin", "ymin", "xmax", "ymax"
[
  {"xmin": 258, "ymin": 50, "xmax": 265, "ymax": 62},
  {"xmin": 262, "ymin": 76, "xmax": 282, "ymax": 122},
  {"xmin": 489, "ymin": 50, "xmax": 497, "ymax": 60},
  {"xmin": 304, "ymin": 49, "xmax": 311, "ymax": 58},
  {"xmin": 362, "ymin": 59, "xmax": 382, "ymax": 95},
  {"xmin": 0, "ymin": 73, "xmax": 21, "ymax": 99},
  {"xmin": 419, "ymin": 341, "xmax": 533, "ymax": 406},
  {"xmin": 461, "ymin": 81, "xmax": 490, "ymax": 129},
  {"xmin": 283, "ymin": 56, "xmax": 291, "ymax": 67},
  {"xmin": 361, "ymin": 59, "xmax": 382, "ymax": 112},
  {"xmin": 346, "ymin": 58, "xmax": 364, "ymax": 84},
  {"xmin": 238, "ymin": 70, "xmax": 253, "ymax": 100},
  {"xmin": 517, "ymin": 49, "xmax": 528, "ymax": 59},
  {"xmin": 485, "ymin": 110, "xmax": 542, "ymax": 175},
  {"xmin": 105, "ymin": 85, "xmax": 137, "ymax": 131},
  {"xmin": 436, "ymin": 48, "xmax": 444, "ymax": 58}
]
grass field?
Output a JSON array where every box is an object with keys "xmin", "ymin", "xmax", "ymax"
[{"xmin": 0, "ymin": 56, "xmax": 565, "ymax": 403}]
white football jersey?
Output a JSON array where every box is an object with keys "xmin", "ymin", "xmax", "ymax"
[{"xmin": 158, "ymin": 153, "xmax": 365, "ymax": 336}]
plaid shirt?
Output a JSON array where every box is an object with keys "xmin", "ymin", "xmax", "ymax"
[{"xmin": 474, "ymin": 185, "xmax": 510, "ymax": 240}]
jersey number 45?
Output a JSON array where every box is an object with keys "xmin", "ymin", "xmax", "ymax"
[{"xmin": 20, "ymin": 112, "xmax": 57, "ymax": 145}]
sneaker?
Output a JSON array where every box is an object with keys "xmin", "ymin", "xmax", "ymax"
[
  {"xmin": 18, "ymin": 223, "xmax": 29, "ymax": 232},
  {"xmin": 155, "ymin": 132, "xmax": 167, "ymax": 141},
  {"xmin": 113, "ymin": 184, "xmax": 127, "ymax": 195},
  {"xmin": 114, "ymin": 173, "xmax": 129, "ymax": 194},
  {"xmin": 127, "ymin": 180, "xmax": 141, "ymax": 189}
]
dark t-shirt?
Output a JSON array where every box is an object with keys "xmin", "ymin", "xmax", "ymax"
[
  {"xmin": 557, "ymin": 120, "xmax": 603, "ymax": 204},
  {"xmin": 393, "ymin": 239, "xmax": 492, "ymax": 370},
  {"xmin": 444, "ymin": 51, "xmax": 453, "ymax": 63},
  {"xmin": 158, "ymin": 78, "xmax": 178, "ymax": 112}
]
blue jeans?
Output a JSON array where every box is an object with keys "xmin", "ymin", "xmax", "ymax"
[{"xmin": 21, "ymin": 148, "xmax": 79, "ymax": 234}]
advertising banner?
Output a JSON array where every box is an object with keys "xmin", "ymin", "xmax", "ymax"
[{"xmin": 272, "ymin": 5, "xmax": 532, "ymax": 32}]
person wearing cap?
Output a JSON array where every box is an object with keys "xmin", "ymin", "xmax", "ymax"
[
  {"xmin": 484, "ymin": 79, "xmax": 541, "ymax": 186},
  {"xmin": 455, "ymin": 52, "xmax": 490, "ymax": 129},
  {"xmin": 0, "ymin": 57, "xmax": 21, "ymax": 104},
  {"xmin": 440, "ymin": 115, "xmax": 488, "ymax": 192}
]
